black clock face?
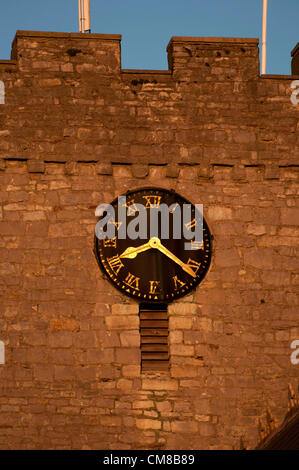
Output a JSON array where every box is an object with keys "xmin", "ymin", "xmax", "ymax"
[{"xmin": 94, "ymin": 187, "xmax": 212, "ymax": 303}]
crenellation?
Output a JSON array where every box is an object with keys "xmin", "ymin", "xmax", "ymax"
[{"xmin": 291, "ymin": 42, "xmax": 299, "ymax": 75}]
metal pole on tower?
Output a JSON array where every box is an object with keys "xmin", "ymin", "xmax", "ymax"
[
  {"xmin": 79, "ymin": 0, "xmax": 91, "ymax": 33},
  {"xmin": 261, "ymin": 0, "xmax": 268, "ymax": 74}
]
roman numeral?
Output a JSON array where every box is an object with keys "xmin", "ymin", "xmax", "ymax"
[
  {"xmin": 143, "ymin": 195, "xmax": 161, "ymax": 209},
  {"xmin": 124, "ymin": 273, "xmax": 140, "ymax": 290},
  {"xmin": 108, "ymin": 219, "xmax": 122, "ymax": 231},
  {"xmin": 173, "ymin": 276, "xmax": 186, "ymax": 290},
  {"xmin": 170, "ymin": 203, "xmax": 179, "ymax": 214},
  {"xmin": 149, "ymin": 280, "xmax": 161, "ymax": 294},
  {"xmin": 122, "ymin": 199, "xmax": 138, "ymax": 216},
  {"xmin": 185, "ymin": 218, "xmax": 197, "ymax": 231},
  {"xmin": 189, "ymin": 240, "xmax": 204, "ymax": 250},
  {"xmin": 103, "ymin": 237, "xmax": 117, "ymax": 248},
  {"xmin": 107, "ymin": 255, "xmax": 124, "ymax": 275},
  {"xmin": 187, "ymin": 258, "xmax": 201, "ymax": 275}
]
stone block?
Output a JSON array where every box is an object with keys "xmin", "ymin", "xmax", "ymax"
[
  {"xmin": 33, "ymin": 365, "xmax": 54, "ymax": 382},
  {"xmin": 156, "ymin": 401, "xmax": 172, "ymax": 413},
  {"xmin": 50, "ymin": 318, "xmax": 80, "ymax": 332},
  {"xmin": 171, "ymin": 365, "xmax": 198, "ymax": 378},
  {"xmin": 49, "ymin": 332, "xmax": 73, "ymax": 348},
  {"xmin": 170, "ymin": 344, "xmax": 195, "ymax": 356},
  {"xmin": 133, "ymin": 400, "xmax": 154, "ymax": 409},
  {"xmin": 264, "ymin": 165, "xmax": 280, "ymax": 180},
  {"xmin": 106, "ymin": 316, "xmax": 139, "ymax": 330},
  {"xmin": 120, "ymin": 331, "xmax": 140, "ymax": 347},
  {"xmin": 216, "ymin": 248, "xmax": 240, "ymax": 267},
  {"xmin": 100, "ymin": 416, "xmax": 122, "ymax": 427},
  {"xmin": 198, "ymin": 163, "xmax": 213, "ymax": 179},
  {"xmin": 169, "ymin": 317, "xmax": 193, "ymax": 330},
  {"xmin": 232, "ymin": 130, "xmax": 256, "ymax": 144},
  {"xmin": 136, "ymin": 419, "xmax": 161, "ymax": 430},
  {"xmin": 196, "ymin": 317, "xmax": 212, "ymax": 332},
  {"xmin": 166, "ymin": 165, "xmax": 180, "ymax": 178},
  {"xmin": 132, "ymin": 164, "xmax": 149, "ymax": 178},
  {"xmin": 54, "ymin": 365, "xmax": 75, "ymax": 380},
  {"xmin": 73, "ymin": 331, "xmax": 98, "ymax": 348},
  {"xmin": 142, "ymin": 378, "xmax": 178, "ymax": 391},
  {"xmin": 122, "ymin": 365, "xmax": 141, "ymax": 377},
  {"xmin": 64, "ymin": 162, "xmax": 78, "ymax": 175},
  {"xmin": 117, "ymin": 378, "xmax": 133, "ymax": 391},
  {"xmin": 169, "ymin": 330, "xmax": 183, "ymax": 344},
  {"xmin": 198, "ymin": 422, "xmax": 216, "ymax": 437},
  {"xmin": 111, "ymin": 304, "xmax": 139, "ymax": 315},
  {"xmin": 261, "ymin": 270, "xmax": 291, "ymax": 286},
  {"xmin": 208, "ymin": 206, "xmax": 233, "ymax": 221},
  {"xmin": 171, "ymin": 420, "xmax": 198, "ymax": 433},
  {"xmin": 281, "ymin": 208, "xmax": 299, "ymax": 226},
  {"xmin": 232, "ymin": 164, "xmax": 246, "ymax": 180},
  {"xmin": 244, "ymin": 248, "xmax": 274, "ymax": 269},
  {"xmin": 96, "ymin": 162, "xmax": 113, "ymax": 175},
  {"xmin": 168, "ymin": 303, "xmax": 197, "ymax": 315},
  {"xmin": 115, "ymin": 348, "xmax": 140, "ymax": 364},
  {"xmin": 27, "ymin": 160, "xmax": 45, "ymax": 173}
]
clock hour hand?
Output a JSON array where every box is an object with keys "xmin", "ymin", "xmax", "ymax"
[
  {"xmin": 119, "ymin": 241, "xmax": 152, "ymax": 259},
  {"xmin": 149, "ymin": 238, "xmax": 196, "ymax": 278},
  {"xmin": 119, "ymin": 237, "xmax": 197, "ymax": 278}
]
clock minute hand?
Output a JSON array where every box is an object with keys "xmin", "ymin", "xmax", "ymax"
[
  {"xmin": 119, "ymin": 241, "xmax": 152, "ymax": 259},
  {"xmin": 150, "ymin": 238, "xmax": 196, "ymax": 278}
]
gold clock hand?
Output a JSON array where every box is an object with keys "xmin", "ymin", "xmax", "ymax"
[
  {"xmin": 148, "ymin": 238, "xmax": 196, "ymax": 278},
  {"xmin": 119, "ymin": 237, "xmax": 197, "ymax": 278},
  {"xmin": 119, "ymin": 241, "xmax": 152, "ymax": 259}
]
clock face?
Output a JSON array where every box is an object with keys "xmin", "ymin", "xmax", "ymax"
[{"xmin": 94, "ymin": 187, "xmax": 212, "ymax": 303}]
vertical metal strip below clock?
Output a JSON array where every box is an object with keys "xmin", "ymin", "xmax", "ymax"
[{"xmin": 139, "ymin": 303, "xmax": 169, "ymax": 371}]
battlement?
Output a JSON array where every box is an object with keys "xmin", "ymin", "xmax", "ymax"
[
  {"xmin": 7, "ymin": 31, "xmax": 261, "ymax": 78},
  {"xmin": 167, "ymin": 36, "xmax": 260, "ymax": 80},
  {"xmin": 0, "ymin": 31, "xmax": 298, "ymax": 166},
  {"xmin": 0, "ymin": 31, "xmax": 298, "ymax": 81},
  {"xmin": 8, "ymin": 32, "xmax": 260, "ymax": 79},
  {"xmin": 292, "ymin": 42, "xmax": 299, "ymax": 75},
  {"xmin": 10, "ymin": 30, "xmax": 122, "ymax": 74}
]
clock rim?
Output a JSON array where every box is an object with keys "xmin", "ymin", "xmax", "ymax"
[{"xmin": 94, "ymin": 186, "xmax": 213, "ymax": 304}]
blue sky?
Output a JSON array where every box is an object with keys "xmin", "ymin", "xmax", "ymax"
[{"xmin": 0, "ymin": 0, "xmax": 298, "ymax": 74}]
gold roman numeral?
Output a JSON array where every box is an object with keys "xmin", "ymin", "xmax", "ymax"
[
  {"xmin": 103, "ymin": 237, "xmax": 117, "ymax": 248},
  {"xmin": 108, "ymin": 219, "xmax": 122, "ymax": 231},
  {"xmin": 170, "ymin": 203, "xmax": 179, "ymax": 214},
  {"xmin": 143, "ymin": 195, "xmax": 161, "ymax": 209},
  {"xmin": 122, "ymin": 199, "xmax": 138, "ymax": 216},
  {"xmin": 149, "ymin": 280, "xmax": 161, "ymax": 294},
  {"xmin": 187, "ymin": 258, "xmax": 201, "ymax": 275},
  {"xmin": 189, "ymin": 240, "xmax": 204, "ymax": 250},
  {"xmin": 173, "ymin": 276, "xmax": 186, "ymax": 290},
  {"xmin": 185, "ymin": 218, "xmax": 197, "ymax": 231},
  {"xmin": 124, "ymin": 273, "xmax": 140, "ymax": 290},
  {"xmin": 107, "ymin": 254, "xmax": 124, "ymax": 275}
]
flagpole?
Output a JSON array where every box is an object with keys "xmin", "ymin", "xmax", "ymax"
[
  {"xmin": 79, "ymin": 0, "xmax": 91, "ymax": 33},
  {"xmin": 261, "ymin": 0, "xmax": 268, "ymax": 74}
]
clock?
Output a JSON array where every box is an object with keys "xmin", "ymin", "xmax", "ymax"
[{"xmin": 94, "ymin": 187, "xmax": 212, "ymax": 303}]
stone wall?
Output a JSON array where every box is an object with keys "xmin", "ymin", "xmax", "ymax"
[{"xmin": 0, "ymin": 31, "xmax": 298, "ymax": 450}]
